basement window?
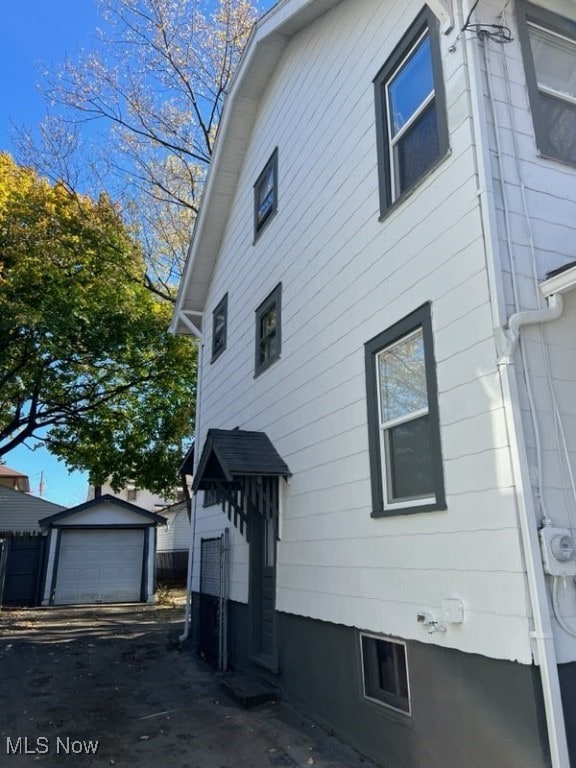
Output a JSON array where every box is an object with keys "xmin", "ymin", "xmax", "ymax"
[{"xmin": 360, "ymin": 634, "xmax": 411, "ymax": 714}]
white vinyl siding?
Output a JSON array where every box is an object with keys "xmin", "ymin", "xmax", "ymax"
[{"xmin": 182, "ymin": 0, "xmax": 576, "ymax": 665}]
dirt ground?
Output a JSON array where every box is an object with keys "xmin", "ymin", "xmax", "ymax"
[{"xmin": 0, "ymin": 591, "xmax": 377, "ymax": 768}]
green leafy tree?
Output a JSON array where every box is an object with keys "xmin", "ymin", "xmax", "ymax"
[
  {"xmin": 0, "ymin": 152, "xmax": 196, "ymax": 496},
  {"xmin": 18, "ymin": 0, "xmax": 260, "ymax": 301}
]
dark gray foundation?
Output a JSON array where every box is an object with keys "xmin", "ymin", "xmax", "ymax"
[
  {"xmin": 559, "ymin": 661, "xmax": 576, "ymax": 763},
  {"xmin": 222, "ymin": 601, "xmax": 554, "ymax": 768}
]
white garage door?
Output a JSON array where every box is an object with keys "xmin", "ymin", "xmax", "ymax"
[{"xmin": 54, "ymin": 529, "xmax": 145, "ymax": 605}]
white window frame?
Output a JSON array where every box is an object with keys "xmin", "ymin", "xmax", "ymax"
[
  {"xmin": 385, "ymin": 30, "xmax": 435, "ymax": 202},
  {"xmin": 376, "ymin": 328, "xmax": 432, "ymax": 511},
  {"xmin": 360, "ymin": 633, "xmax": 412, "ymax": 715}
]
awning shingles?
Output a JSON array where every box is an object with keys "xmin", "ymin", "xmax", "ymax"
[{"xmin": 192, "ymin": 429, "xmax": 291, "ymax": 492}]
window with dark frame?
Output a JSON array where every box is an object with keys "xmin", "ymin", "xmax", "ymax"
[
  {"xmin": 373, "ymin": 8, "xmax": 448, "ymax": 216},
  {"xmin": 517, "ymin": 2, "xmax": 576, "ymax": 167},
  {"xmin": 361, "ymin": 634, "xmax": 411, "ymax": 714},
  {"xmin": 254, "ymin": 149, "xmax": 278, "ymax": 238},
  {"xmin": 204, "ymin": 488, "xmax": 221, "ymax": 507},
  {"xmin": 255, "ymin": 283, "xmax": 281, "ymax": 376},
  {"xmin": 364, "ymin": 303, "xmax": 445, "ymax": 517},
  {"xmin": 211, "ymin": 293, "xmax": 228, "ymax": 362}
]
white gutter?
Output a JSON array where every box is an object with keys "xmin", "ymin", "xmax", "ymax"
[
  {"xmin": 460, "ymin": 2, "xmax": 570, "ymax": 766},
  {"xmin": 540, "ymin": 264, "xmax": 576, "ymax": 299},
  {"xmin": 496, "ymin": 294, "xmax": 564, "ymax": 361}
]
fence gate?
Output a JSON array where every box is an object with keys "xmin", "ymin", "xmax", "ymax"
[
  {"xmin": 198, "ymin": 532, "xmax": 228, "ymax": 670},
  {"xmin": 0, "ymin": 533, "xmax": 47, "ymax": 607}
]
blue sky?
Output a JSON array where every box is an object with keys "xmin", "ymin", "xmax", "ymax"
[
  {"xmin": 1, "ymin": 1, "xmax": 274, "ymax": 507},
  {"xmin": 1, "ymin": 1, "xmax": 100, "ymax": 506}
]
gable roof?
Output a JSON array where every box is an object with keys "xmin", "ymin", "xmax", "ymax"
[
  {"xmin": 192, "ymin": 429, "xmax": 291, "ymax": 491},
  {"xmin": 171, "ymin": 0, "xmax": 345, "ymax": 335},
  {"xmin": 0, "ymin": 485, "xmax": 65, "ymax": 533},
  {"xmin": 39, "ymin": 494, "xmax": 167, "ymax": 527},
  {"xmin": 170, "ymin": 0, "xmax": 457, "ymax": 336}
]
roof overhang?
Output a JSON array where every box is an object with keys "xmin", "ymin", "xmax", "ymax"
[
  {"xmin": 171, "ymin": 0, "xmax": 452, "ymax": 335},
  {"xmin": 192, "ymin": 428, "xmax": 291, "ymax": 492},
  {"xmin": 39, "ymin": 494, "xmax": 168, "ymax": 528},
  {"xmin": 540, "ymin": 261, "xmax": 576, "ymax": 298},
  {"xmin": 192, "ymin": 428, "xmax": 291, "ymax": 538}
]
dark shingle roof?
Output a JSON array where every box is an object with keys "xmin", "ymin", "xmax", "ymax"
[
  {"xmin": 546, "ymin": 260, "xmax": 576, "ymax": 279},
  {"xmin": 192, "ymin": 429, "xmax": 291, "ymax": 491}
]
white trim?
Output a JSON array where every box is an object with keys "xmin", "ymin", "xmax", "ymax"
[
  {"xmin": 427, "ymin": 0, "xmax": 454, "ymax": 32},
  {"xmin": 359, "ymin": 632, "xmax": 412, "ymax": 716},
  {"xmin": 461, "ymin": 1, "xmax": 570, "ymax": 764},
  {"xmin": 540, "ymin": 265, "xmax": 576, "ymax": 297}
]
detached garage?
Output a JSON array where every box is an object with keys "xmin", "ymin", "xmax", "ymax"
[{"xmin": 39, "ymin": 495, "xmax": 166, "ymax": 606}]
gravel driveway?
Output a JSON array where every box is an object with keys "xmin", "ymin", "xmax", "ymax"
[{"xmin": 0, "ymin": 595, "xmax": 376, "ymax": 768}]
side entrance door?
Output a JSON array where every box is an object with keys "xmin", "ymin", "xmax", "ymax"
[{"xmin": 250, "ymin": 513, "xmax": 277, "ymax": 669}]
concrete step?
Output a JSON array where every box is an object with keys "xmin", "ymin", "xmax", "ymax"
[{"xmin": 220, "ymin": 673, "xmax": 278, "ymax": 708}]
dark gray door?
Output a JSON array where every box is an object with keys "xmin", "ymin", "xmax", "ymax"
[
  {"xmin": 250, "ymin": 514, "xmax": 277, "ymax": 666},
  {"xmin": 1, "ymin": 535, "xmax": 46, "ymax": 606},
  {"xmin": 199, "ymin": 536, "xmax": 223, "ymax": 668}
]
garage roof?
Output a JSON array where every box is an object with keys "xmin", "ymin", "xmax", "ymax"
[{"xmin": 39, "ymin": 494, "xmax": 167, "ymax": 527}]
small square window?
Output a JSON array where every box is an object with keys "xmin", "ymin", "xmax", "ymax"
[
  {"xmin": 212, "ymin": 293, "xmax": 228, "ymax": 362},
  {"xmin": 254, "ymin": 149, "xmax": 278, "ymax": 238},
  {"xmin": 204, "ymin": 487, "xmax": 220, "ymax": 507},
  {"xmin": 518, "ymin": 2, "xmax": 576, "ymax": 166},
  {"xmin": 255, "ymin": 283, "xmax": 281, "ymax": 376},
  {"xmin": 360, "ymin": 634, "xmax": 411, "ymax": 714},
  {"xmin": 126, "ymin": 487, "xmax": 138, "ymax": 501},
  {"xmin": 365, "ymin": 304, "xmax": 445, "ymax": 516},
  {"xmin": 373, "ymin": 8, "xmax": 448, "ymax": 216}
]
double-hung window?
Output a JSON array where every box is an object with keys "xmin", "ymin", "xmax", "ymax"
[
  {"xmin": 254, "ymin": 149, "xmax": 278, "ymax": 238},
  {"xmin": 373, "ymin": 8, "xmax": 448, "ymax": 215},
  {"xmin": 365, "ymin": 304, "xmax": 445, "ymax": 516},
  {"xmin": 255, "ymin": 283, "xmax": 281, "ymax": 376},
  {"xmin": 211, "ymin": 293, "xmax": 228, "ymax": 362},
  {"xmin": 518, "ymin": 2, "xmax": 576, "ymax": 166}
]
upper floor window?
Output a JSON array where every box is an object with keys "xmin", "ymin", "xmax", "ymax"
[
  {"xmin": 211, "ymin": 293, "xmax": 228, "ymax": 362},
  {"xmin": 518, "ymin": 2, "xmax": 576, "ymax": 166},
  {"xmin": 364, "ymin": 304, "xmax": 446, "ymax": 517},
  {"xmin": 255, "ymin": 283, "xmax": 281, "ymax": 376},
  {"xmin": 373, "ymin": 8, "xmax": 448, "ymax": 216},
  {"xmin": 254, "ymin": 149, "xmax": 278, "ymax": 238}
]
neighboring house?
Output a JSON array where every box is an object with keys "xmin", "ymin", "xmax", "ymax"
[
  {"xmin": 0, "ymin": 484, "xmax": 64, "ymax": 534},
  {"xmin": 40, "ymin": 495, "xmax": 167, "ymax": 605},
  {"xmin": 0, "ymin": 466, "xmax": 31, "ymax": 493},
  {"xmin": 0, "ymin": 484, "xmax": 65, "ymax": 606},
  {"xmin": 171, "ymin": 2, "xmax": 576, "ymax": 767},
  {"xmin": 87, "ymin": 481, "xmax": 191, "ymax": 583}
]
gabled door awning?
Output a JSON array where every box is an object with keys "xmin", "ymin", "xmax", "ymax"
[{"xmin": 192, "ymin": 429, "xmax": 291, "ymax": 538}]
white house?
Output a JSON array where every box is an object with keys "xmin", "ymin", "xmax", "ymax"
[{"xmin": 172, "ymin": 1, "xmax": 576, "ymax": 766}]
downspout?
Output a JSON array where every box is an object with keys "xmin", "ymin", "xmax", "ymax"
[
  {"xmin": 459, "ymin": 3, "xmax": 570, "ymax": 766},
  {"xmin": 495, "ymin": 294, "xmax": 564, "ymax": 361},
  {"xmin": 177, "ymin": 320, "xmax": 204, "ymax": 643}
]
